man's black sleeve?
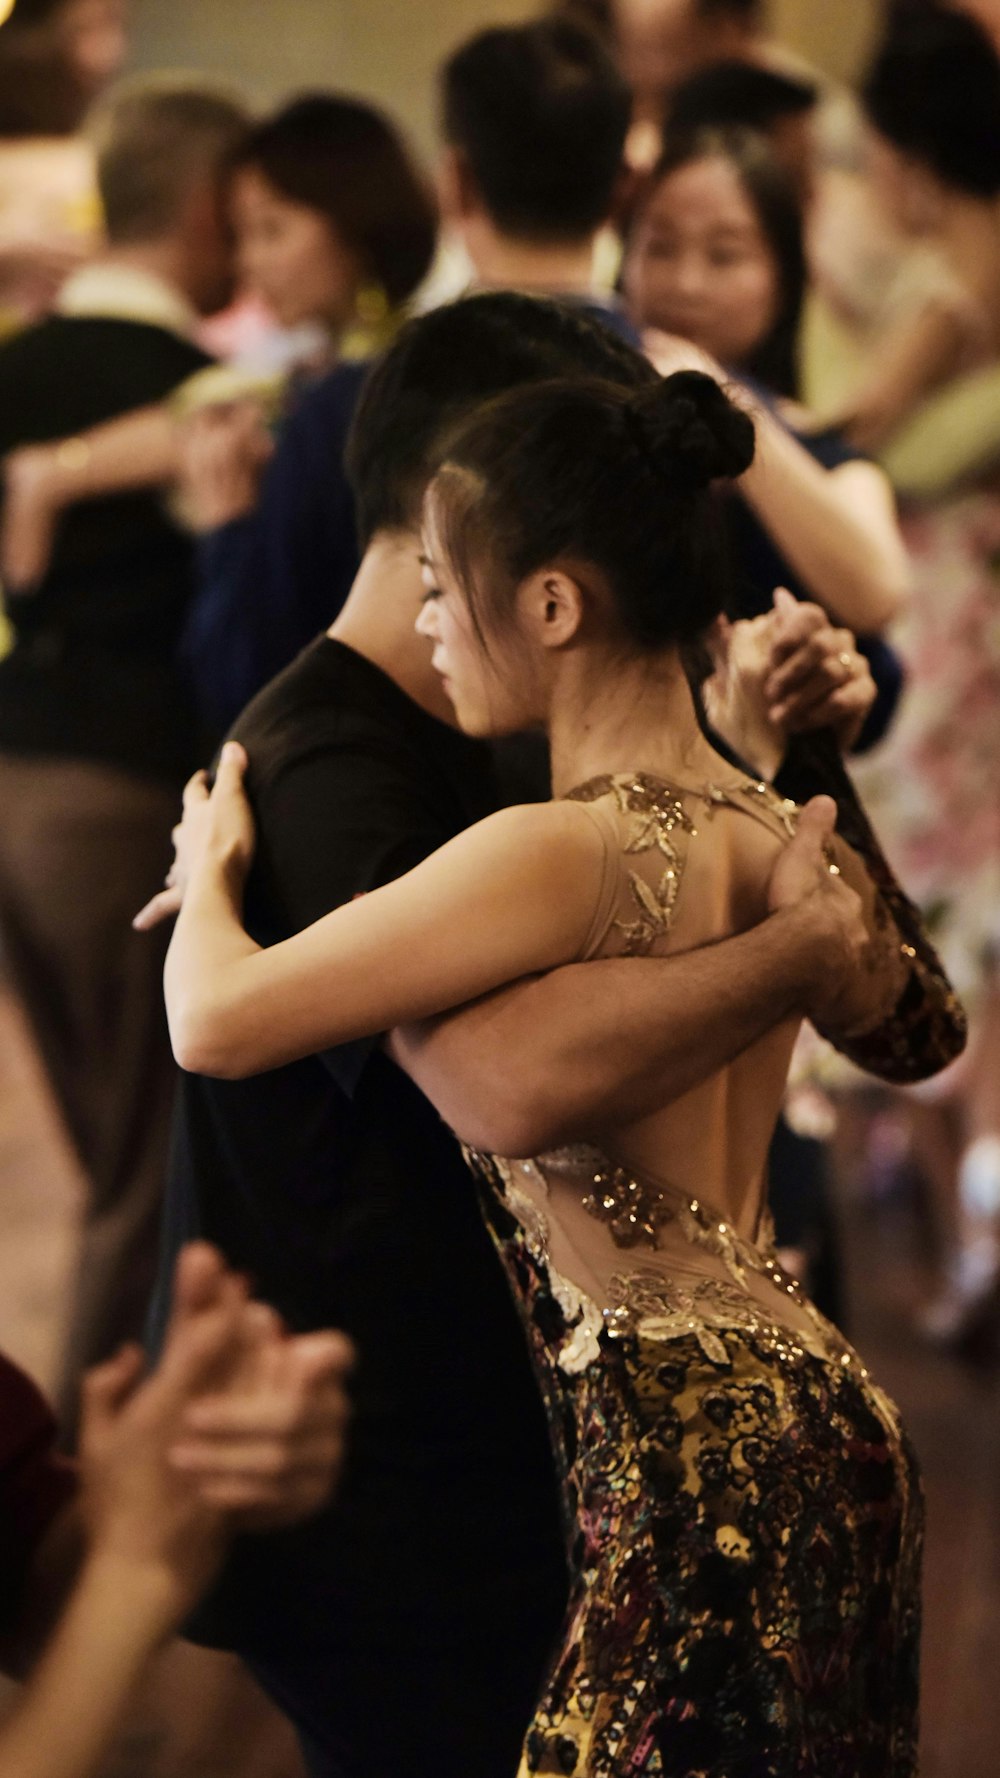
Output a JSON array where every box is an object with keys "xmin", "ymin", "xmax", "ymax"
[{"xmin": 250, "ymin": 744, "xmax": 461, "ymax": 1094}]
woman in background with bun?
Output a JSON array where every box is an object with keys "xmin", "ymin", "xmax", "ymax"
[{"xmin": 156, "ymin": 366, "xmax": 963, "ymax": 1775}]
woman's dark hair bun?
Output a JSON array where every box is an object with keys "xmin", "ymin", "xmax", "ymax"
[{"xmin": 625, "ymin": 369, "xmax": 755, "ymax": 490}]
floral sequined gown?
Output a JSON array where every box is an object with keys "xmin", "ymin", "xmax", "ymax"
[{"xmin": 466, "ymin": 771, "xmax": 964, "ymax": 1778}]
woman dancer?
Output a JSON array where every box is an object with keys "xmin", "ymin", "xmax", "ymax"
[{"xmin": 162, "ymin": 369, "xmax": 963, "ymax": 1775}]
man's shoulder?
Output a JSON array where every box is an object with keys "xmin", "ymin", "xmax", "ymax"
[
  {"xmin": 0, "ymin": 315, "xmax": 212, "ymax": 438},
  {"xmin": 233, "ymin": 640, "xmax": 403, "ymax": 788},
  {"xmin": 0, "ymin": 312, "xmax": 209, "ymax": 365}
]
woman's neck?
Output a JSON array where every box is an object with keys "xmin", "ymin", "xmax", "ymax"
[{"xmin": 546, "ymin": 647, "xmax": 727, "ymax": 799}]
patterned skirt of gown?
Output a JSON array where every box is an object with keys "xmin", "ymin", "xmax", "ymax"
[{"xmin": 469, "ymin": 1151, "xmax": 923, "ymax": 1778}]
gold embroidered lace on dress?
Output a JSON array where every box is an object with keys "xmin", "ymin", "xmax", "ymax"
[{"xmin": 566, "ymin": 771, "xmax": 798, "ymax": 957}]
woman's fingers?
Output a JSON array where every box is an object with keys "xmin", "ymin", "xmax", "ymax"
[
  {"xmin": 182, "ymin": 768, "xmax": 210, "ymax": 810},
  {"xmin": 213, "ymin": 741, "xmax": 249, "ymax": 795},
  {"xmin": 133, "ymin": 884, "xmax": 183, "ymax": 931}
]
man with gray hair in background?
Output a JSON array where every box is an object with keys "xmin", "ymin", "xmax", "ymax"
[{"xmin": 0, "ymin": 77, "xmax": 247, "ymax": 1427}]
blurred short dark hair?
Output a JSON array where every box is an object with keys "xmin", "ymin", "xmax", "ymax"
[
  {"xmin": 440, "ymin": 19, "xmax": 630, "ymax": 244},
  {"xmin": 232, "ymin": 95, "xmax": 437, "ymax": 309},
  {"xmin": 346, "ymin": 292, "xmax": 654, "ymax": 546},
  {"xmin": 669, "ymin": 59, "xmax": 817, "ymax": 137},
  {"xmin": 863, "ymin": 4, "xmax": 1000, "ymax": 198}
]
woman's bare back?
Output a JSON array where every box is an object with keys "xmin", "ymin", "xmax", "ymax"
[{"xmin": 495, "ymin": 770, "xmax": 830, "ymax": 1355}]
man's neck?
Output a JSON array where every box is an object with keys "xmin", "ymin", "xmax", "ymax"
[
  {"xmin": 462, "ymin": 216, "xmax": 599, "ymax": 299},
  {"xmin": 329, "ymin": 534, "xmax": 458, "ymax": 728},
  {"xmin": 96, "ymin": 241, "xmax": 193, "ymax": 307}
]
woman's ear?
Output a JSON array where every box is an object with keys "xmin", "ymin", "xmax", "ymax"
[{"xmin": 518, "ymin": 568, "xmax": 585, "ymax": 650}]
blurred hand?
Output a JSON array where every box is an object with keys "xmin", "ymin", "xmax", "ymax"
[
  {"xmin": 641, "ymin": 329, "xmax": 725, "ymax": 383},
  {"xmin": 764, "ymin": 588, "xmax": 876, "ymax": 751},
  {"xmin": 79, "ymin": 1249, "xmax": 251, "ymax": 1614},
  {"xmin": 1, "ymin": 444, "xmax": 62, "ymax": 591},
  {"xmin": 80, "ymin": 1243, "xmax": 353, "ymax": 1617},
  {"xmin": 178, "ymin": 400, "xmax": 274, "ymax": 532},
  {"xmin": 703, "ymin": 609, "xmax": 785, "ymax": 780},
  {"xmin": 170, "ymin": 1320, "xmax": 353, "ymax": 1530},
  {"xmin": 134, "ymin": 742, "xmax": 255, "ymax": 932}
]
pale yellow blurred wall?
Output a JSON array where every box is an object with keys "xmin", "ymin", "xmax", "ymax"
[
  {"xmin": 130, "ymin": 0, "xmax": 530, "ymax": 155},
  {"xmin": 130, "ymin": 0, "xmax": 885, "ymax": 157},
  {"xmin": 767, "ymin": 0, "xmax": 881, "ymax": 85}
]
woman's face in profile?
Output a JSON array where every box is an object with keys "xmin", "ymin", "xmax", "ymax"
[
  {"xmin": 415, "ymin": 504, "xmax": 538, "ymax": 740},
  {"xmin": 230, "ymin": 166, "xmax": 362, "ymax": 332},
  {"xmin": 624, "ymin": 154, "xmax": 781, "ymax": 369}
]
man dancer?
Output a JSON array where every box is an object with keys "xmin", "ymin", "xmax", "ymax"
[
  {"xmin": 0, "ymin": 78, "xmax": 246, "ymax": 1422},
  {"xmin": 437, "ymin": 17, "xmax": 636, "ymax": 338},
  {"xmin": 140, "ymin": 293, "xmax": 884, "ymax": 1778}
]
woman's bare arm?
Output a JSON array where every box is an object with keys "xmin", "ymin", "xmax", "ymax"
[
  {"xmin": 1, "ymin": 407, "xmax": 180, "ymax": 589},
  {"xmin": 737, "ymin": 410, "xmax": 911, "ymax": 632},
  {"xmin": 165, "ymin": 747, "xmax": 608, "ymax": 1079}
]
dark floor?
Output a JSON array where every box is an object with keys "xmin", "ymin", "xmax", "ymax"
[{"xmin": 1, "ymin": 982, "xmax": 998, "ymax": 1773}]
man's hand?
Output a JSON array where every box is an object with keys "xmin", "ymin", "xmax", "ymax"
[
  {"xmin": 178, "ymin": 400, "xmax": 273, "ymax": 533},
  {"xmin": 766, "ymin": 794, "xmax": 876, "ymax": 1030},
  {"xmin": 764, "ymin": 588, "xmax": 876, "ymax": 751}
]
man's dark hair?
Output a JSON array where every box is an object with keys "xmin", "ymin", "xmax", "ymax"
[
  {"xmin": 668, "ymin": 59, "xmax": 817, "ymax": 137},
  {"xmin": 232, "ymin": 94, "xmax": 437, "ymax": 308},
  {"xmin": 440, "ymin": 20, "xmax": 630, "ymax": 243},
  {"xmin": 345, "ymin": 293, "xmax": 655, "ymax": 545},
  {"xmin": 862, "ymin": 4, "xmax": 1000, "ymax": 199}
]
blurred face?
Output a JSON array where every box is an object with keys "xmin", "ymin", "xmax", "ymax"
[
  {"xmin": 184, "ymin": 175, "xmax": 239, "ymax": 317},
  {"xmin": 231, "ymin": 166, "xmax": 362, "ymax": 332},
  {"xmin": 624, "ymin": 154, "xmax": 781, "ymax": 366},
  {"xmin": 415, "ymin": 497, "xmax": 539, "ymax": 738},
  {"xmin": 55, "ymin": 0, "xmax": 129, "ymax": 94}
]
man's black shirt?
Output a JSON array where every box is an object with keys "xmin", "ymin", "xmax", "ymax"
[
  {"xmin": 0, "ymin": 316, "xmax": 213, "ymax": 783},
  {"xmin": 163, "ymin": 638, "xmax": 567, "ymax": 1666}
]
